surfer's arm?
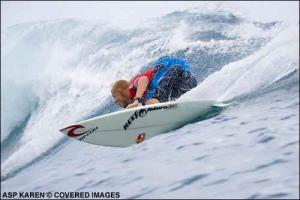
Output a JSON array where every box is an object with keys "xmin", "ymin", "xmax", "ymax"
[
  {"xmin": 135, "ymin": 76, "xmax": 149, "ymax": 98},
  {"xmin": 126, "ymin": 76, "xmax": 149, "ymax": 109}
]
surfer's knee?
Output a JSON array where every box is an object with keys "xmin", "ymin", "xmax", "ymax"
[{"xmin": 146, "ymin": 98, "xmax": 160, "ymax": 105}]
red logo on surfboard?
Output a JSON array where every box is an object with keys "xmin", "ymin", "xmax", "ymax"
[
  {"xmin": 60, "ymin": 125, "xmax": 90, "ymax": 138},
  {"xmin": 136, "ymin": 133, "xmax": 146, "ymax": 144}
]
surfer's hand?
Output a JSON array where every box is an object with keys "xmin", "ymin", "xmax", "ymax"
[{"xmin": 126, "ymin": 100, "xmax": 139, "ymax": 109}]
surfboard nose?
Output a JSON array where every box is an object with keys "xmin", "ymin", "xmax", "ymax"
[{"xmin": 59, "ymin": 124, "xmax": 87, "ymax": 137}]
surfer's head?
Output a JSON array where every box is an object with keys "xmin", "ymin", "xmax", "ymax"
[{"xmin": 111, "ymin": 80, "xmax": 132, "ymax": 108}]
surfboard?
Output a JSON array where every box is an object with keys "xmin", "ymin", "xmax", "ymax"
[{"xmin": 59, "ymin": 100, "xmax": 223, "ymax": 147}]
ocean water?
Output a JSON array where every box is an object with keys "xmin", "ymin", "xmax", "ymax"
[{"xmin": 1, "ymin": 6, "xmax": 299, "ymax": 199}]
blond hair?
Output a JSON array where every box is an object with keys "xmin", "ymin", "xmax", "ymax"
[{"xmin": 111, "ymin": 80, "xmax": 130, "ymax": 94}]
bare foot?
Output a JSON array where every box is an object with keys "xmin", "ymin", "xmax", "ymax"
[{"xmin": 146, "ymin": 98, "xmax": 160, "ymax": 105}]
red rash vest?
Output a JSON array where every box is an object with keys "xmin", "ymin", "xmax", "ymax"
[{"xmin": 129, "ymin": 68, "xmax": 155, "ymax": 99}]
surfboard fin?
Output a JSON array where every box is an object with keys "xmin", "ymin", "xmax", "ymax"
[{"xmin": 212, "ymin": 101, "xmax": 232, "ymax": 107}]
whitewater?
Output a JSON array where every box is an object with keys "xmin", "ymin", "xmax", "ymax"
[{"xmin": 1, "ymin": 6, "xmax": 299, "ymax": 199}]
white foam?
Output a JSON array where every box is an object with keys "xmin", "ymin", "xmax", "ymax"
[
  {"xmin": 180, "ymin": 25, "xmax": 299, "ymax": 102},
  {"xmin": 1, "ymin": 19, "xmax": 169, "ymax": 177}
]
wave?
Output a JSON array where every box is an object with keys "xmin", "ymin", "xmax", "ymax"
[
  {"xmin": 1, "ymin": 8, "xmax": 297, "ymax": 181},
  {"xmin": 179, "ymin": 24, "xmax": 299, "ymax": 102}
]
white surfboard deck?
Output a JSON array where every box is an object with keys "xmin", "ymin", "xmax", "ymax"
[{"xmin": 60, "ymin": 100, "xmax": 222, "ymax": 147}]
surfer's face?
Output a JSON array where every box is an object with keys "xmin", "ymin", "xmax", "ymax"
[{"xmin": 112, "ymin": 90, "xmax": 131, "ymax": 108}]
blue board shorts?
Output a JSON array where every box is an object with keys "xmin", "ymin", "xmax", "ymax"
[{"xmin": 151, "ymin": 64, "xmax": 197, "ymax": 102}]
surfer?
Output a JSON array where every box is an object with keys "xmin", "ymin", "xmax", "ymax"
[{"xmin": 111, "ymin": 56, "xmax": 197, "ymax": 109}]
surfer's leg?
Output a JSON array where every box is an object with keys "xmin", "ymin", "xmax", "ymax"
[
  {"xmin": 152, "ymin": 66, "xmax": 181, "ymax": 102},
  {"xmin": 177, "ymin": 71, "xmax": 197, "ymax": 95},
  {"xmin": 164, "ymin": 67, "xmax": 197, "ymax": 100}
]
